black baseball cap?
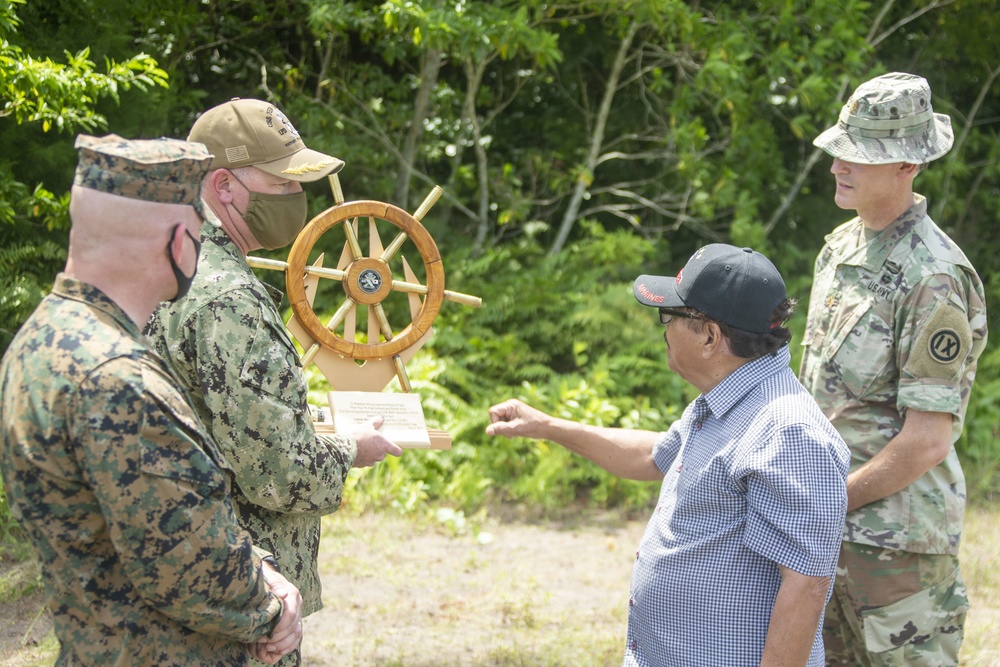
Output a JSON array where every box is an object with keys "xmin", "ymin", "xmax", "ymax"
[{"xmin": 633, "ymin": 244, "xmax": 786, "ymax": 333}]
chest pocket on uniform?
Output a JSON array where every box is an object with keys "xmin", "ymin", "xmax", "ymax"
[
  {"xmin": 238, "ymin": 306, "xmax": 307, "ymax": 413},
  {"xmin": 824, "ymin": 297, "xmax": 895, "ymax": 400}
]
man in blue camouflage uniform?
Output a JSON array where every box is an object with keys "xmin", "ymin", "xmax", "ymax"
[
  {"xmin": 489, "ymin": 245, "xmax": 850, "ymax": 666},
  {"xmin": 145, "ymin": 99, "xmax": 402, "ymax": 666},
  {"xmin": 801, "ymin": 72, "xmax": 989, "ymax": 665},
  {"xmin": 0, "ymin": 134, "xmax": 304, "ymax": 665}
]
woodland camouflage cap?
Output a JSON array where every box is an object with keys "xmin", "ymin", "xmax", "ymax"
[
  {"xmin": 189, "ymin": 98, "xmax": 344, "ymax": 182},
  {"xmin": 73, "ymin": 134, "xmax": 212, "ymax": 218},
  {"xmin": 813, "ymin": 72, "xmax": 953, "ymax": 165}
]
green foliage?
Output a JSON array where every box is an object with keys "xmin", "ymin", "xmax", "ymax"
[
  {"xmin": 0, "ymin": 239, "xmax": 66, "ymax": 350},
  {"xmin": 2, "ymin": 0, "xmax": 1000, "ymax": 557},
  {"xmin": 324, "ymin": 222, "xmax": 682, "ymax": 514},
  {"xmin": 0, "ymin": 0, "xmax": 170, "ymax": 357},
  {"xmin": 0, "ymin": 0, "xmax": 168, "ymax": 134}
]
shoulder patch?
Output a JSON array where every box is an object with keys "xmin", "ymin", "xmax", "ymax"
[
  {"xmin": 903, "ymin": 298, "xmax": 973, "ymax": 382},
  {"xmin": 928, "ymin": 329, "xmax": 961, "ymax": 363}
]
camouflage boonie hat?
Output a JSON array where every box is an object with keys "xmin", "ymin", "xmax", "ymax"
[
  {"xmin": 813, "ymin": 72, "xmax": 953, "ymax": 165},
  {"xmin": 189, "ymin": 98, "xmax": 344, "ymax": 182},
  {"xmin": 74, "ymin": 134, "xmax": 213, "ymax": 219}
]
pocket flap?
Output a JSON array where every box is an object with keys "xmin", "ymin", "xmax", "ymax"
[{"xmin": 862, "ymin": 567, "xmax": 969, "ymax": 653}]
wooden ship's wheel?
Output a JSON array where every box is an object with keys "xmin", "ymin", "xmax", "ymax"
[{"xmin": 247, "ymin": 176, "xmax": 480, "ymax": 449}]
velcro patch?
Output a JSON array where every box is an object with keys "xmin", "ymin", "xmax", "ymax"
[{"xmin": 903, "ymin": 298, "xmax": 973, "ymax": 381}]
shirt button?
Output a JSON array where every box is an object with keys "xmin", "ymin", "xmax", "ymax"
[
  {"xmin": 629, "ymin": 597, "xmax": 634, "ymax": 606},
  {"xmin": 631, "ymin": 640, "xmax": 638, "ymax": 650},
  {"xmin": 695, "ymin": 422, "xmax": 702, "ymax": 430},
  {"xmin": 635, "ymin": 550, "xmax": 640, "ymax": 560}
]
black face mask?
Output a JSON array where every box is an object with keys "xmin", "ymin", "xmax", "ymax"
[{"xmin": 166, "ymin": 224, "xmax": 201, "ymax": 302}]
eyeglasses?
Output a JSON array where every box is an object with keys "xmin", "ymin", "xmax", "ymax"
[{"xmin": 658, "ymin": 307, "xmax": 698, "ymax": 325}]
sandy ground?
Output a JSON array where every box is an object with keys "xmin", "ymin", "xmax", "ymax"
[
  {"xmin": 0, "ymin": 508, "xmax": 648, "ymax": 667},
  {"xmin": 301, "ymin": 508, "xmax": 647, "ymax": 666},
  {"xmin": 4, "ymin": 505, "xmax": 999, "ymax": 666}
]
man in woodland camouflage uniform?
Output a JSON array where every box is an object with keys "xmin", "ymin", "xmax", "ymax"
[
  {"xmin": 0, "ymin": 134, "xmax": 304, "ymax": 665},
  {"xmin": 801, "ymin": 72, "xmax": 988, "ymax": 665},
  {"xmin": 146, "ymin": 99, "xmax": 402, "ymax": 665}
]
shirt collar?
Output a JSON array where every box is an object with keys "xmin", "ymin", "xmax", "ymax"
[
  {"xmin": 825, "ymin": 195, "xmax": 928, "ymax": 271},
  {"xmin": 201, "ymin": 210, "xmax": 284, "ymax": 309},
  {"xmin": 701, "ymin": 345, "xmax": 792, "ymax": 419},
  {"xmin": 51, "ymin": 273, "xmax": 141, "ymax": 338}
]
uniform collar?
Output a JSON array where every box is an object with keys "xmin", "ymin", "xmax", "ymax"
[
  {"xmin": 201, "ymin": 212, "xmax": 285, "ymax": 309},
  {"xmin": 51, "ymin": 273, "xmax": 141, "ymax": 338},
  {"xmin": 824, "ymin": 195, "xmax": 928, "ymax": 271}
]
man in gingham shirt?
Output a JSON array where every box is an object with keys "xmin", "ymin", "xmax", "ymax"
[{"xmin": 488, "ymin": 244, "xmax": 849, "ymax": 666}]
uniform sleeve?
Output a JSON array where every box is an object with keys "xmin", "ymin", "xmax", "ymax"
[
  {"xmin": 895, "ymin": 271, "xmax": 988, "ymax": 420},
  {"xmin": 187, "ymin": 290, "xmax": 356, "ymax": 514},
  {"xmin": 740, "ymin": 422, "xmax": 848, "ymax": 577},
  {"xmin": 71, "ymin": 357, "xmax": 283, "ymax": 642}
]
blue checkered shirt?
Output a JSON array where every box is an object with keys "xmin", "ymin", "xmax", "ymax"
[{"xmin": 623, "ymin": 346, "xmax": 849, "ymax": 667}]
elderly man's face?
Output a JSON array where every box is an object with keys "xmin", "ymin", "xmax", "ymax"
[{"xmin": 662, "ymin": 311, "xmax": 702, "ymax": 382}]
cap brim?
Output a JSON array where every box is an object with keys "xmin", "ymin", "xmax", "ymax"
[
  {"xmin": 633, "ymin": 274, "xmax": 686, "ymax": 309},
  {"xmin": 255, "ymin": 146, "xmax": 345, "ymax": 182},
  {"xmin": 813, "ymin": 114, "xmax": 953, "ymax": 165}
]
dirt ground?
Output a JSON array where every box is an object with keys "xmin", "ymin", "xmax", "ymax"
[
  {"xmin": 0, "ymin": 507, "xmax": 648, "ymax": 667},
  {"xmin": 301, "ymin": 508, "xmax": 647, "ymax": 666},
  {"xmin": 5, "ymin": 505, "xmax": 999, "ymax": 666}
]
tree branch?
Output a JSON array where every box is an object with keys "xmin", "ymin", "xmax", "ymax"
[{"xmin": 549, "ymin": 21, "xmax": 640, "ymax": 255}]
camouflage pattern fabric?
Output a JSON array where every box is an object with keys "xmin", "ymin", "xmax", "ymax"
[
  {"xmin": 73, "ymin": 133, "xmax": 212, "ymax": 218},
  {"xmin": 800, "ymin": 195, "xmax": 987, "ymax": 554},
  {"xmin": 823, "ymin": 542, "xmax": 967, "ymax": 665},
  {"xmin": 0, "ymin": 275, "xmax": 283, "ymax": 666},
  {"xmin": 813, "ymin": 73, "xmax": 953, "ymax": 166},
  {"xmin": 146, "ymin": 217, "xmax": 357, "ymax": 624},
  {"xmin": 800, "ymin": 195, "xmax": 986, "ymax": 666}
]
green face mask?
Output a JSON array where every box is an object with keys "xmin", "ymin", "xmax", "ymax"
[{"xmin": 232, "ymin": 174, "xmax": 309, "ymax": 250}]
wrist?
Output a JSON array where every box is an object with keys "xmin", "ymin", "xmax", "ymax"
[{"xmin": 261, "ymin": 555, "xmax": 280, "ymax": 573}]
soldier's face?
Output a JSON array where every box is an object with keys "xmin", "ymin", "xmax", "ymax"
[{"xmin": 830, "ymin": 159, "xmax": 905, "ymax": 213}]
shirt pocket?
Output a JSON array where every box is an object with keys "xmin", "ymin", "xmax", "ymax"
[
  {"xmin": 824, "ymin": 298, "xmax": 895, "ymax": 400},
  {"xmin": 238, "ymin": 306, "xmax": 307, "ymax": 413}
]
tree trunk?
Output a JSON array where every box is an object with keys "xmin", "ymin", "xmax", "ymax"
[
  {"xmin": 394, "ymin": 48, "xmax": 443, "ymax": 209},
  {"xmin": 462, "ymin": 58, "xmax": 491, "ymax": 250},
  {"xmin": 548, "ymin": 21, "xmax": 638, "ymax": 256}
]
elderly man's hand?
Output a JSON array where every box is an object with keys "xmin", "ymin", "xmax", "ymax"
[{"xmin": 486, "ymin": 399, "xmax": 551, "ymax": 440}]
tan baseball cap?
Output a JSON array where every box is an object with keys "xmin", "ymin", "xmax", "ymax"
[{"xmin": 188, "ymin": 98, "xmax": 344, "ymax": 182}]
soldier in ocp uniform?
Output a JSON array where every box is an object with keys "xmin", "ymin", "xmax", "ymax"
[
  {"xmin": 145, "ymin": 99, "xmax": 403, "ymax": 666},
  {"xmin": 0, "ymin": 135, "xmax": 305, "ymax": 665},
  {"xmin": 801, "ymin": 72, "xmax": 988, "ymax": 665}
]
